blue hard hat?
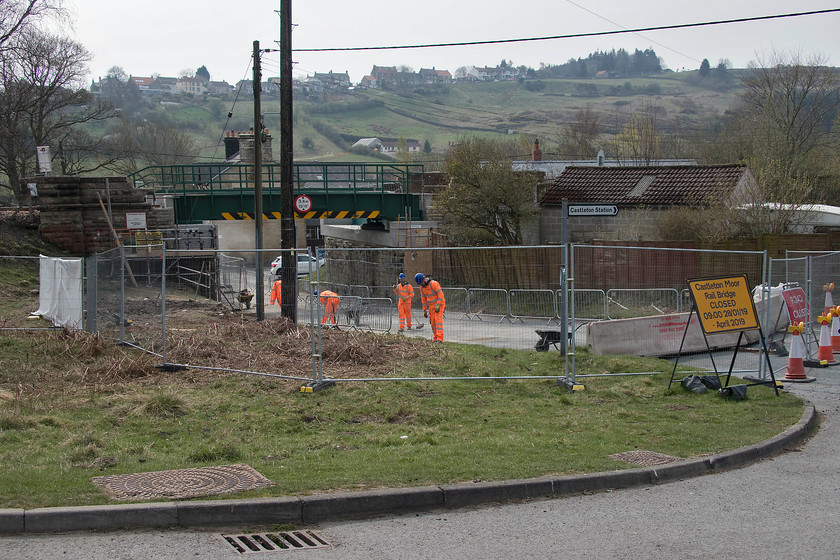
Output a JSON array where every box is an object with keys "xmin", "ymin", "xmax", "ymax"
[
  {"xmin": 414, "ymin": 273, "xmax": 424, "ymax": 285},
  {"xmin": 313, "ymin": 290, "xmax": 319, "ymax": 296},
  {"xmin": 398, "ymin": 273, "xmax": 406, "ymax": 279}
]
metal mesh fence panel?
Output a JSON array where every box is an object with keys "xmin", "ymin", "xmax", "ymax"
[
  {"xmin": 576, "ymin": 245, "xmax": 771, "ymax": 379},
  {"xmin": 467, "ymin": 288, "xmax": 510, "ymax": 321},
  {"xmin": 606, "ymin": 289, "xmax": 680, "ymax": 320},
  {"xmin": 80, "ymin": 243, "xmax": 794, "ymax": 384},
  {"xmin": 573, "ymin": 289, "xmax": 606, "ymax": 321},
  {"xmin": 509, "ymin": 289, "xmax": 558, "ymax": 324}
]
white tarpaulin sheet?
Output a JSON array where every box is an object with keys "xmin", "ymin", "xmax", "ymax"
[{"xmin": 33, "ymin": 255, "xmax": 83, "ymax": 330}]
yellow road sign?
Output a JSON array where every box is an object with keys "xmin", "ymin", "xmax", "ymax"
[{"xmin": 687, "ymin": 274, "xmax": 759, "ymax": 334}]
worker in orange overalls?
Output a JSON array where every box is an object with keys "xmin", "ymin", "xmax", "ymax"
[
  {"xmin": 415, "ymin": 273, "xmax": 445, "ymax": 342},
  {"xmin": 315, "ymin": 290, "xmax": 339, "ymax": 325},
  {"xmin": 269, "ymin": 279, "xmax": 282, "ymax": 306},
  {"xmin": 393, "ymin": 273, "xmax": 415, "ymax": 332}
]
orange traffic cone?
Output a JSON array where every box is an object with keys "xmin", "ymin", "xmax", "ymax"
[
  {"xmin": 817, "ymin": 312, "xmax": 836, "ymax": 363},
  {"xmin": 832, "ymin": 306, "xmax": 840, "ymax": 352},
  {"xmin": 785, "ymin": 322, "xmax": 808, "ymax": 380},
  {"xmin": 825, "ymin": 283, "xmax": 835, "ymax": 314}
]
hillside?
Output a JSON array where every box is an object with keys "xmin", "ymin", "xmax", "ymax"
[{"xmin": 143, "ymin": 70, "xmax": 743, "ymax": 165}]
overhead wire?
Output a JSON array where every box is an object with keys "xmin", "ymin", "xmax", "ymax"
[
  {"xmin": 563, "ymin": 0, "xmax": 702, "ymax": 65},
  {"xmin": 292, "ymin": 9, "xmax": 840, "ymax": 53},
  {"xmin": 210, "ymin": 53, "xmax": 257, "ymax": 161}
]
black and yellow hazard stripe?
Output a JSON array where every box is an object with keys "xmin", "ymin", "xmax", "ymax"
[{"xmin": 221, "ymin": 210, "xmax": 381, "ymax": 220}]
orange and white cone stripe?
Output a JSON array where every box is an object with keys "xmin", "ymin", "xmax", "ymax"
[
  {"xmin": 825, "ymin": 283, "xmax": 835, "ymax": 314},
  {"xmin": 817, "ymin": 312, "xmax": 835, "ymax": 362},
  {"xmin": 785, "ymin": 322, "xmax": 807, "ymax": 380},
  {"xmin": 831, "ymin": 306, "xmax": 840, "ymax": 352}
]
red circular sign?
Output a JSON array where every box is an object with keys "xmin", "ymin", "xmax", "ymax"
[{"xmin": 294, "ymin": 195, "xmax": 313, "ymax": 213}]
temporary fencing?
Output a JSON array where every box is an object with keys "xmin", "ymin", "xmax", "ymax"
[{"xmin": 65, "ymin": 242, "xmax": 811, "ymax": 390}]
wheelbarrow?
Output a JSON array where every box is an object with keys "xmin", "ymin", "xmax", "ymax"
[
  {"xmin": 534, "ymin": 329, "xmax": 571, "ymax": 352},
  {"xmin": 238, "ymin": 289, "xmax": 254, "ymax": 309}
]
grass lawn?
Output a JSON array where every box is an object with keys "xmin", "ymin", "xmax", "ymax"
[{"xmin": 0, "ymin": 323, "xmax": 803, "ymax": 510}]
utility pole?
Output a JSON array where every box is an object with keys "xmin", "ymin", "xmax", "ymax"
[
  {"xmin": 279, "ymin": 0, "xmax": 296, "ymax": 322},
  {"xmin": 253, "ymin": 40, "xmax": 265, "ymax": 321}
]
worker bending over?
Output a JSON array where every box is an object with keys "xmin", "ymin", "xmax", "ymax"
[
  {"xmin": 393, "ymin": 273, "xmax": 415, "ymax": 332},
  {"xmin": 315, "ymin": 290, "xmax": 339, "ymax": 326},
  {"xmin": 415, "ymin": 273, "xmax": 445, "ymax": 342}
]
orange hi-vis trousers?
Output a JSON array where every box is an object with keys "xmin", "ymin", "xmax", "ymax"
[
  {"xmin": 393, "ymin": 283, "xmax": 414, "ymax": 330},
  {"xmin": 420, "ymin": 279, "xmax": 446, "ymax": 342},
  {"xmin": 270, "ymin": 280, "xmax": 282, "ymax": 305},
  {"xmin": 319, "ymin": 290, "xmax": 339, "ymax": 325}
]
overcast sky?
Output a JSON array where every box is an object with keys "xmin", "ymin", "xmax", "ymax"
[{"xmin": 66, "ymin": 0, "xmax": 840, "ymax": 84}]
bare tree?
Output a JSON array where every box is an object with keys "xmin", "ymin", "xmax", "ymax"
[
  {"xmin": 106, "ymin": 116, "xmax": 198, "ymax": 175},
  {"xmin": 613, "ymin": 102, "xmax": 662, "ymax": 165},
  {"xmin": 559, "ymin": 106, "xmax": 601, "ymax": 158},
  {"xmin": 0, "ymin": 0, "xmax": 64, "ymax": 52},
  {"xmin": 738, "ymin": 50, "xmax": 840, "ymax": 172},
  {"xmin": 0, "ymin": 28, "xmax": 114, "ymax": 201}
]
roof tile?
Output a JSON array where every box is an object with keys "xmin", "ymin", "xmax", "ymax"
[{"xmin": 539, "ymin": 165, "xmax": 748, "ymax": 206}]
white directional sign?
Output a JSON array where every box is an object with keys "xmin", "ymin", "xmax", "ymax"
[{"xmin": 568, "ymin": 204, "xmax": 618, "ymax": 217}]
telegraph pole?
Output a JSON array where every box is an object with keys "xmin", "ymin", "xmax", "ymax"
[
  {"xmin": 253, "ymin": 40, "xmax": 265, "ymax": 320},
  {"xmin": 279, "ymin": 0, "xmax": 296, "ymax": 322}
]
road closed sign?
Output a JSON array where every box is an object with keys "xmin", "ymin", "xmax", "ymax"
[
  {"xmin": 687, "ymin": 274, "xmax": 759, "ymax": 334},
  {"xmin": 782, "ymin": 287, "xmax": 810, "ymax": 324}
]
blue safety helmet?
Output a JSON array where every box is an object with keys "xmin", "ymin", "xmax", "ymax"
[
  {"xmin": 313, "ymin": 290, "xmax": 319, "ymax": 296},
  {"xmin": 414, "ymin": 273, "xmax": 425, "ymax": 285},
  {"xmin": 398, "ymin": 273, "xmax": 406, "ymax": 280}
]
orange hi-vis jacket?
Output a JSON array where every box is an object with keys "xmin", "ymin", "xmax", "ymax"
[
  {"xmin": 393, "ymin": 282, "xmax": 414, "ymax": 304},
  {"xmin": 270, "ymin": 280, "xmax": 282, "ymax": 305},
  {"xmin": 420, "ymin": 279, "xmax": 445, "ymax": 313},
  {"xmin": 319, "ymin": 290, "xmax": 339, "ymax": 325}
]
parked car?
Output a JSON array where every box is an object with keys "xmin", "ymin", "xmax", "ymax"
[{"xmin": 269, "ymin": 254, "xmax": 326, "ymax": 276}]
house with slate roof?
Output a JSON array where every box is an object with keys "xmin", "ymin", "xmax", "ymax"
[{"xmin": 538, "ymin": 165, "xmax": 757, "ymax": 242}]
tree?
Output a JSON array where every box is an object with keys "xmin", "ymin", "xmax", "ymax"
[
  {"xmin": 0, "ymin": 28, "xmax": 115, "ymax": 202},
  {"xmin": 423, "ymin": 139, "xmax": 431, "ymax": 154},
  {"xmin": 0, "ymin": 0, "xmax": 63, "ymax": 52},
  {"xmin": 699, "ymin": 58, "xmax": 711, "ymax": 77},
  {"xmin": 106, "ymin": 116, "xmax": 198, "ymax": 175},
  {"xmin": 195, "ymin": 65, "xmax": 210, "ymax": 82},
  {"xmin": 737, "ymin": 50, "xmax": 840, "ymax": 173},
  {"xmin": 437, "ymin": 137, "xmax": 541, "ymax": 245},
  {"xmin": 97, "ymin": 65, "xmax": 143, "ymax": 114},
  {"xmin": 560, "ymin": 106, "xmax": 602, "ymax": 158},
  {"xmin": 612, "ymin": 102, "xmax": 662, "ymax": 164}
]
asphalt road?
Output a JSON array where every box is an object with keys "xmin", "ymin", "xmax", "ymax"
[{"xmin": 5, "ymin": 364, "xmax": 839, "ymax": 560}]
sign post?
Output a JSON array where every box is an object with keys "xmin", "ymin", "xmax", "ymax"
[
  {"xmin": 669, "ymin": 274, "xmax": 779, "ymax": 395},
  {"xmin": 567, "ymin": 204, "xmax": 618, "ymax": 217}
]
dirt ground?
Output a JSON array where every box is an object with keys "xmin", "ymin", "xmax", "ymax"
[
  {"xmin": 0, "ymin": 210, "xmax": 433, "ymax": 384},
  {"xmin": 120, "ymin": 297, "xmax": 434, "ymax": 381}
]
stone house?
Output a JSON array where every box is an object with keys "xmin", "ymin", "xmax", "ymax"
[{"xmin": 538, "ymin": 165, "xmax": 756, "ymax": 243}]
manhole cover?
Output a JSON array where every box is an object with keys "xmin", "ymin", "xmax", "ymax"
[
  {"xmin": 91, "ymin": 464, "xmax": 272, "ymax": 500},
  {"xmin": 220, "ymin": 530, "xmax": 332, "ymax": 554},
  {"xmin": 609, "ymin": 450, "xmax": 682, "ymax": 467}
]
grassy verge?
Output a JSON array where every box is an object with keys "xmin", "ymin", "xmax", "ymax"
[{"xmin": 0, "ymin": 326, "xmax": 803, "ymax": 510}]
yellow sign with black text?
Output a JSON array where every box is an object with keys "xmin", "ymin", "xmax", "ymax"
[{"xmin": 687, "ymin": 274, "xmax": 759, "ymax": 335}]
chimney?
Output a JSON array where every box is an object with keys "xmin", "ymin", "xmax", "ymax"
[
  {"xmin": 532, "ymin": 139, "xmax": 542, "ymax": 162},
  {"xmin": 223, "ymin": 130, "xmax": 240, "ymax": 160}
]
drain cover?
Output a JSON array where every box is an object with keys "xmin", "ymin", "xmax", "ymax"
[
  {"xmin": 220, "ymin": 530, "xmax": 331, "ymax": 554},
  {"xmin": 91, "ymin": 464, "xmax": 272, "ymax": 500},
  {"xmin": 609, "ymin": 450, "xmax": 682, "ymax": 467}
]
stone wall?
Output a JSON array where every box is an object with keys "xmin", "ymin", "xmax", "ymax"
[{"xmin": 31, "ymin": 176, "xmax": 175, "ymax": 255}]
